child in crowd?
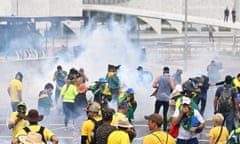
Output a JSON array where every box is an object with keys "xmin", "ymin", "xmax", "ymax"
[{"xmin": 208, "ymin": 113, "xmax": 229, "ymax": 144}]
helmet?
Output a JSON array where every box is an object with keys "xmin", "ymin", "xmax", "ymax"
[{"xmin": 15, "ymin": 72, "xmax": 23, "ymax": 82}]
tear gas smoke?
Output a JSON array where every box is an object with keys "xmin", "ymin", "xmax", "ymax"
[{"xmin": 0, "ymin": 15, "xmax": 240, "ymax": 143}]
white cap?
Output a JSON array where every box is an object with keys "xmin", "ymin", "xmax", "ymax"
[{"xmin": 181, "ymin": 97, "xmax": 191, "ymax": 105}]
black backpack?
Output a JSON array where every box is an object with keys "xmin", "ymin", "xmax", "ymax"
[
  {"xmin": 23, "ymin": 126, "xmax": 46, "ymax": 144},
  {"xmin": 218, "ymin": 87, "xmax": 234, "ymax": 113},
  {"xmin": 89, "ymin": 118, "xmax": 103, "ymax": 144}
]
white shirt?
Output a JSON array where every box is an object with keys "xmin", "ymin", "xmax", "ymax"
[{"xmin": 173, "ymin": 108, "xmax": 205, "ymax": 140}]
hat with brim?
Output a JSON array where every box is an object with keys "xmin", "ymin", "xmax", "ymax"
[
  {"xmin": 18, "ymin": 132, "xmax": 44, "ymax": 144},
  {"xmin": 108, "ymin": 64, "xmax": 121, "ymax": 72},
  {"xmin": 170, "ymin": 92, "xmax": 182, "ymax": 99},
  {"xmin": 170, "ymin": 84, "xmax": 183, "ymax": 99},
  {"xmin": 98, "ymin": 77, "xmax": 107, "ymax": 83},
  {"xmin": 116, "ymin": 117, "xmax": 133, "ymax": 128},
  {"xmin": 24, "ymin": 109, "xmax": 43, "ymax": 123}
]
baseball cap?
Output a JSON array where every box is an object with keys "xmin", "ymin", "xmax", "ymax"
[
  {"xmin": 225, "ymin": 75, "xmax": 232, "ymax": 84},
  {"xmin": 180, "ymin": 97, "xmax": 191, "ymax": 105},
  {"xmin": 17, "ymin": 102, "xmax": 26, "ymax": 108},
  {"xmin": 144, "ymin": 113, "xmax": 163, "ymax": 126},
  {"xmin": 88, "ymin": 104, "xmax": 99, "ymax": 113},
  {"xmin": 126, "ymin": 88, "xmax": 134, "ymax": 94}
]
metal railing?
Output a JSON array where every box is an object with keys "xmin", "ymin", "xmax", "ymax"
[{"xmin": 83, "ymin": 0, "xmax": 130, "ymax": 5}]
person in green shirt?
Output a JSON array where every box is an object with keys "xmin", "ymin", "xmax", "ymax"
[
  {"xmin": 106, "ymin": 64, "xmax": 121, "ymax": 110},
  {"xmin": 53, "ymin": 65, "xmax": 67, "ymax": 106},
  {"xmin": 89, "ymin": 78, "xmax": 112, "ymax": 109},
  {"xmin": 118, "ymin": 88, "xmax": 137, "ymax": 123}
]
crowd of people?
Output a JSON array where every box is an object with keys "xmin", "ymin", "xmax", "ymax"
[
  {"xmin": 151, "ymin": 62, "xmax": 240, "ymax": 144},
  {"xmin": 6, "ymin": 60, "xmax": 240, "ymax": 144}
]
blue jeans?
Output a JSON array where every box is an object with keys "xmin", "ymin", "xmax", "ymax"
[
  {"xmin": 11, "ymin": 102, "xmax": 19, "ymax": 112},
  {"xmin": 221, "ymin": 110, "xmax": 235, "ymax": 132},
  {"xmin": 55, "ymin": 88, "xmax": 61, "ymax": 105},
  {"xmin": 177, "ymin": 137, "xmax": 198, "ymax": 144},
  {"xmin": 63, "ymin": 102, "xmax": 74, "ymax": 127},
  {"xmin": 198, "ymin": 92, "xmax": 207, "ymax": 116}
]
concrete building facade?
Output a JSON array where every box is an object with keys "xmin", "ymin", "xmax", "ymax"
[{"xmin": 0, "ymin": 0, "xmax": 239, "ymax": 34}]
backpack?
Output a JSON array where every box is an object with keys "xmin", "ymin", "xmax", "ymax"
[
  {"xmin": 218, "ymin": 87, "xmax": 233, "ymax": 113},
  {"xmin": 23, "ymin": 126, "xmax": 46, "ymax": 144},
  {"xmin": 89, "ymin": 118, "xmax": 103, "ymax": 144},
  {"xmin": 168, "ymin": 119, "xmax": 179, "ymax": 138},
  {"xmin": 227, "ymin": 129, "xmax": 240, "ymax": 144}
]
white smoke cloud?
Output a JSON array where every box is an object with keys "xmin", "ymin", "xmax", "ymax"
[{"xmin": 1, "ymin": 15, "xmax": 240, "ymax": 144}]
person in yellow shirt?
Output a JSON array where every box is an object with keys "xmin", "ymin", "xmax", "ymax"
[
  {"xmin": 208, "ymin": 113, "xmax": 229, "ymax": 144},
  {"xmin": 81, "ymin": 104, "xmax": 101, "ymax": 144},
  {"xmin": 233, "ymin": 73, "xmax": 240, "ymax": 93},
  {"xmin": 108, "ymin": 117, "xmax": 133, "ymax": 144},
  {"xmin": 60, "ymin": 79, "xmax": 78, "ymax": 129},
  {"xmin": 7, "ymin": 72, "xmax": 23, "ymax": 112},
  {"xmin": 8, "ymin": 102, "xmax": 28, "ymax": 140},
  {"xmin": 111, "ymin": 102, "xmax": 128, "ymax": 126},
  {"xmin": 143, "ymin": 113, "xmax": 175, "ymax": 144},
  {"xmin": 12, "ymin": 109, "xmax": 58, "ymax": 144},
  {"xmin": 110, "ymin": 102, "xmax": 137, "ymax": 142}
]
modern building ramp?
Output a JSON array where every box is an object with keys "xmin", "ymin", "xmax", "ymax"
[{"xmin": 82, "ymin": 4, "xmax": 240, "ymax": 30}]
